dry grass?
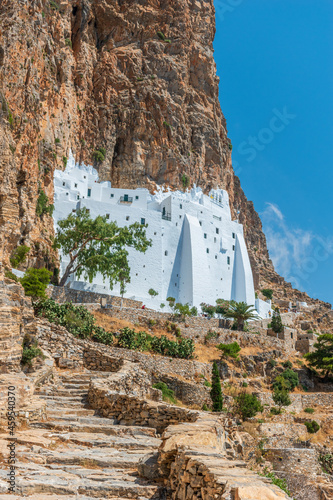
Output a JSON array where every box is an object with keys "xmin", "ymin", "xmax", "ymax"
[{"xmin": 78, "ymin": 458, "xmax": 102, "ymax": 469}]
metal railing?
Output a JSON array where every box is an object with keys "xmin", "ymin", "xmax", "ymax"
[
  {"xmin": 120, "ymin": 196, "xmax": 133, "ymax": 203},
  {"xmin": 162, "ymin": 212, "xmax": 171, "ymax": 221}
]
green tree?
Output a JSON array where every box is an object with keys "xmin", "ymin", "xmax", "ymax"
[
  {"xmin": 272, "ymin": 387, "xmax": 291, "ymax": 412},
  {"xmin": 234, "ymin": 392, "xmax": 263, "ymax": 420},
  {"xmin": 273, "ymin": 369, "xmax": 299, "ymax": 392},
  {"xmin": 20, "ymin": 268, "xmax": 52, "ymax": 299},
  {"xmin": 54, "ymin": 208, "xmax": 151, "ymax": 287},
  {"xmin": 224, "ymin": 302, "xmax": 258, "ymax": 331},
  {"xmin": 119, "ymin": 265, "xmax": 130, "ymax": 308},
  {"xmin": 173, "ymin": 302, "xmax": 197, "ymax": 321},
  {"xmin": 210, "ymin": 362, "xmax": 223, "ymax": 412},
  {"xmin": 271, "ymin": 308, "xmax": 283, "ymax": 333},
  {"xmin": 305, "ymin": 334, "xmax": 333, "ymax": 377}
]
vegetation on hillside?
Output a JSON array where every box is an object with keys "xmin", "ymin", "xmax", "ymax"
[{"xmin": 305, "ymin": 333, "xmax": 333, "ymax": 377}]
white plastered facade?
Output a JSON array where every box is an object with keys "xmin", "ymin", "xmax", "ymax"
[{"xmin": 53, "ymin": 154, "xmax": 270, "ymax": 316}]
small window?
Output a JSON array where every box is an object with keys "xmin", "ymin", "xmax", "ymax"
[
  {"xmin": 141, "ymin": 218, "xmax": 145, "ymax": 225},
  {"xmin": 135, "ymin": 195, "xmax": 139, "ymax": 200},
  {"xmin": 180, "ymin": 204, "xmax": 182, "ymax": 209},
  {"xmin": 215, "ymin": 255, "xmax": 217, "ymax": 259},
  {"xmin": 106, "ymin": 214, "xmax": 110, "ymax": 219},
  {"xmin": 227, "ymin": 256, "xmax": 230, "ymax": 265},
  {"xmin": 77, "ymin": 195, "xmax": 80, "ymax": 200},
  {"xmin": 214, "ymin": 237, "xmax": 216, "ymax": 243},
  {"xmin": 126, "ymin": 216, "xmax": 130, "ymax": 221},
  {"xmin": 165, "ymin": 251, "xmax": 168, "ymax": 256},
  {"xmin": 176, "ymin": 223, "xmax": 178, "ymax": 226},
  {"xmin": 175, "ymin": 283, "xmax": 177, "ymax": 286},
  {"xmin": 74, "ymin": 183, "xmax": 77, "ymax": 188},
  {"xmin": 66, "ymin": 192, "xmax": 68, "ymax": 196},
  {"xmin": 83, "ymin": 175, "xmax": 86, "ymax": 179},
  {"xmin": 206, "ymin": 248, "xmax": 209, "ymax": 254},
  {"xmin": 216, "ymin": 228, "xmax": 219, "ymax": 234},
  {"xmin": 179, "ymin": 215, "xmax": 181, "ymax": 219},
  {"xmin": 110, "ymin": 193, "xmax": 114, "ymax": 198},
  {"xmin": 232, "ymin": 232, "xmax": 235, "ymax": 238},
  {"xmin": 204, "ymin": 233, "xmax": 207, "ymax": 239},
  {"xmin": 62, "ymin": 182, "xmax": 65, "ymax": 186},
  {"xmin": 232, "ymin": 245, "xmax": 235, "ymax": 251},
  {"xmin": 87, "ymin": 188, "xmax": 91, "ymax": 197},
  {"xmin": 154, "ymin": 232, "xmax": 157, "ymax": 235},
  {"xmin": 199, "ymin": 221, "xmax": 202, "ymax": 226}
]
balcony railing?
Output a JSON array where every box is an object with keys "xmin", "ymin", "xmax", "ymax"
[
  {"xmin": 162, "ymin": 212, "xmax": 171, "ymax": 221},
  {"xmin": 120, "ymin": 196, "xmax": 133, "ymax": 204}
]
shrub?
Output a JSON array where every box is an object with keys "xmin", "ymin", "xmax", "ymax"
[
  {"xmin": 305, "ymin": 420, "xmax": 320, "ymax": 433},
  {"xmin": 261, "ymin": 288, "xmax": 273, "ymax": 300},
  {"xmin": 34, "ymin": 299, "xmax": 113, "ymax": 344},
  {"xmin": 20, "ymin": 268, "xmax": 52, "ymax": 299},
  {"xmin": 117, "ymin": 327, "xmax": 194, "ymax": 359},
  {"xmin": 270, "ymin": 407, "xmax": 281, "ymax": 415},
  {"xmin": 65, "ymin": 38, "xmax": 72, "ymax": 48},
  {"xmin": 181, "ymin": 173, "xmax": 189, "ymax": 189},
  {"xmin": 204, "ymin": 380, "xmax": 212, "ymax": 388},
  {"xmin": 228, "ymin": 143, "xmax": 233, "ymax": 150},
  {"xmin": 242, "ymin": 382, "xmax": 248, "ymax": 387},
  {"xmin": 148, "ymin": 318, "xmax": 156, "ymax": 327},
  {"xmin": 234, "ymin": 392, "xmax": 263, "ymax": 420},
  {"xmin": 167, "ymin": 296, "xmax": 176, "ymax": 307},
  {"xmin": 21, "ymin": 346, "xmax": 44, "ymax": 365},
  {"xmin": 62, "ymin": 156, "xmax": 68, "ymax": 167},
  {"xmin": 210, "ymin": 362, "xmax": 223, "ymax": 412},
  {"xmin": 55, "ymin": 137, "xmax": 60, "ymax": 144},
  {"xmin": 304, "ymin": 407, "xmax": 315, "ymax": 414},
  {"xmin": 49, "ymin": 0, "xmax": 59, "ymax": 10},
  {"xmin": 268, "ymin": 358, "xmax": 277, "ymax": 368},
  {"xmin": 319, "ymin": 453, "xmax": 333, "ymax": 475},
  {"xmin": 173, "ymin": 302, "xmax": 197, "ymax": 320},
  {"xmin": 10, "ymin": 245, "xmax": 30, "ymax": 268},
  {"xmin": 273, "ymin": 369, "xmax": 299, "ymax": 392},
  {"xmin": 5, "ymin": 270, "xmax": 19, "ymax": 282},
  {"xmin": 282, "ymin": 360, "xmax": 293, "ymax": 369},
  {"xmin": 36, "ymin": 189, "xmax": 54, "ymax": 217},
  {"xmin": 201, "ymin": 303, "xmax": 216, "ymax": 317},
  {"xmin": 153, "ymin": 382, "xmax": 176, "ymax": 404},
  {"xmin": 202, "ymin": 403, "xmax": 210, "ymax": 411},
  {"xmin": 205, "ymin": 330, "xmax": 219, "ymax": 342},
  {"xmin": 218, "ymin": 341, "xmax": 241, "ymax": 359},
  {"xmin": 148, "ymin": 288, "xmax": 158, "ymax": 297},
  {"xmin": 93, "ymin": 147, "xmax": 106, "ymax": 163},
  {"xmin": 258, "ymin": 467, "xmax": 291, "ymax": 497},
  {"xmin": 160, "ymin": 303, "xmax": 165, "ymax": 309}
]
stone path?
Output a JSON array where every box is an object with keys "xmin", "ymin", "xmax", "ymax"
[{"xmin": 0, "ymin": 371, "xmax": 163, "ymax": 499}]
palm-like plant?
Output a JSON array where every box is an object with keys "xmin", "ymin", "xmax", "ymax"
[{"xmin": 224, "ymin": 301, "xmax": 258, "ymax": 331}]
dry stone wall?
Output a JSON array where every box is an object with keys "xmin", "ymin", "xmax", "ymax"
[{"xmin": 256, "ymin": 391, "xmax": 333, "ymax": 412}]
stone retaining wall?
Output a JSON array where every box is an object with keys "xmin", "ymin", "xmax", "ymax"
[
  {"xmin": 48, "ymin": 285, "xmax": 143, "ymax": 309},
  {"xmin": 256, "ymin": 391, "xmax": 333, "ymax": 412}
]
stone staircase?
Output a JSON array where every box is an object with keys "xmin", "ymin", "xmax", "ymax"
[{"xmin": 0, "ymin": 370, "xmax": 163, "ymax": 499}]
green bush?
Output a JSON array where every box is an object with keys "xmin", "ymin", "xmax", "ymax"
[
  {"xmin": 228, "ymin": 143, "xmax": 233, "ymax": 151},
  {"xmin": 258, "ymin": 467, "xmax": 291, "ymax": 496},
  {"xmin": 181, "ymin": 173, "xmax": 189, "ymax": 189},
  {"xmin": 93, "ymin": 147, "xmax": 106, "ymax": 163},
  {"xmin": 201, "ymin": 303, "xmax": 216, "ymax": 317},
  {"xmin": 210, "ymin": 362, "xmax": 223, "ymax": 412},
  {"xmin": 20, "ymin": 268, "xmax": 52, "ymax": 299},
  {"xmin": 319, "ymin": 453, "xmax": 333, "ymax": 475},
  {"xmin": 55, "ymin": 138, "xmax": 60, "ymax": 144},
  {"xmin": 5, "ymin": 270, "xmax": 19, "ymax": 282},
  {"xmin": 65, "ymin": 38, "xmax": 72, "ymax": 48},
  {"xmin": 271, "ymin": 308, "xmax": 283, "ymax": 333},
  {"xmin": 49, "ymin": 0, "xmax": 59, "ymax": 10},
  {"xmin": 305, "ymin": 420, "xmax": 320, "ymax": 433},
  {"xmin": 34, "ymin": 298, "xmax": 113, "ymax": 344},
  {"xmin": 152, "ymin": 382, "xmax": 176, "ymax": 404},
  {"xmin": 204, "ymin": 379, "xmax": 212, "ymax": 388},
  {"xmin": 117, "ymin": 327, "xmax": 194, "ymax": 359},
  {"xmin": 270, "ymin": 407, "xmax": 281, "ymax": 415},
  {"xmin": 36, "ymin": 189, "xmax": 54, "ymax": 217},
  {"xmin": 217, "ymin": 341, "xmax": 241, "ymax": 359},
  {"xmin": 282, "ymin": 360, "xmax": 293, "ymax": 369},
  {"xmin": 268, "ymin": 358, "xmax": 277, "ymax": 368},
  {"xmin": 205, "ymin": 330, "xmax": 219, "ymax": 342},
  {"xmin": 304, "ymin": 407, "xmax": 315, "ymax": 414},
  {"xmin": 148, "ymin": 288, "xmax": 158, "ymax": 297},
  {"xmin": 234, "ymin": 392, "xmax": 263, "ymax": 420},
  {"xmin": 242, "ymin": 382, "xmax": 248, "ymax": 387},
  {"xmin": 273, "ymin": 369, "xmax": 299, "ymax": 392},
  {"xmin": 21, "ymin": 346, "xmax": 44, "ymax": 365},
  {"xmin": 261, "ymin": 288, "xmax": 273, "ymax": 300},
  {"xmin": 157, "ymin": 31, "xmax": 166, "ymax": 41},
  {"xmin": 272, "ymin": 387, "xmax": 291, "ymax": 409},
  {"xmin": 10, "ymin": 245, "xmax": 30, "ymax": 268},
  {"xmin": 202, "ymin": 403, "xmax": 210, "ymax": 411}
]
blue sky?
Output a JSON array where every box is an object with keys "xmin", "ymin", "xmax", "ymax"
[{"xmin": 213, "ymin": 0, "xmax": 333, "ymax": 305}]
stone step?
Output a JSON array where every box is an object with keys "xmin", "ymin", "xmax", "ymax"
[
  {"xmin": 31, "ymin": 419, "xmax": 126, "ymax": 433},
  {"xmin": 38, "ymin": 395, "xmax": 87, "ymax": 403},
  {"xmin": 51, "ymin": 432, "xmax": 161, "ymax": 449},
  {"xmin": 47, "ymin": 408, "xmax": 96, "ymax": 417},
  {"xmin": 37, "ymin": 389, "xmax": 88, "ymax": 397}
]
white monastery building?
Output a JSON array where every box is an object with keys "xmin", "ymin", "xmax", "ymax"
[{"xmin": 53, "ymin": 155, "xmax": 271, "ymax": 317}]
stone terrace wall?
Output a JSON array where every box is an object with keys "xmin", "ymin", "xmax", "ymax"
[
  {"xmin": 265, "ymin": 448, "xmax": 321, "ymax": 476},
  {"xmin": 151, "ymin": 372, "xmax": 211, "ymax": 407},
  {"xmin": 48, "ymin": 285, "xmax": 143, "ymax": 309},
  {"xmin": 256, "ymin": 391, "xmax": 333, "ymax": 412}
]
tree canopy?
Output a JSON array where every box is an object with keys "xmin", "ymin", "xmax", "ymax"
[
  {"xmin": 54, "ymin": 208, "xmax": 152, "ymax": 287},
  {"xmin": 224, "ymin": 301, "xmax": 258, "ymax": 331},
  {"xmin": 305, "ymin": 334, "xmax": 333, "ymax": 377}
]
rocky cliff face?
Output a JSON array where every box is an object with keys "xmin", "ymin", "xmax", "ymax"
[{"xmin": 0, "ymin": 0, "xmax": 329, "ymax": 309}]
